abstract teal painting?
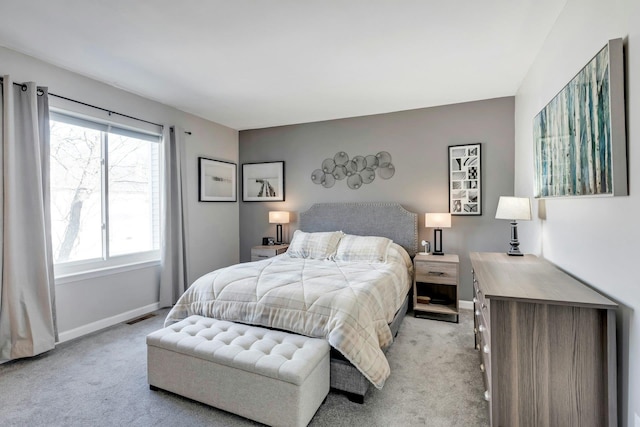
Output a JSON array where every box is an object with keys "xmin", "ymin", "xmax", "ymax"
[{"xmin": 533, "ymin": 39, "xmax": 627, "ymax": 198}]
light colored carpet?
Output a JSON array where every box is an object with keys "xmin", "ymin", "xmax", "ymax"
[{"xmin": 0, "ymin": 309, "xmax": 488, "ymax": 426}]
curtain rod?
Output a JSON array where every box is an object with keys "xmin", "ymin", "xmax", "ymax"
[
  {"xmin": 48, "ymin": 92, "xmax": 164, "ymax": 129},
  {"xmin": 1, "ymin": 77, "xmax": 164, "ymax": 129}
]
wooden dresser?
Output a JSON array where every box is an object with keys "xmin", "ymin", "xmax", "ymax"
[{"xmin": 470, "ymin": 252, "xmax": 617, "ymax": 427}]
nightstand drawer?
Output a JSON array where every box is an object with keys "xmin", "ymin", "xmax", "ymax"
[
  {"xmin": 251, "ymin": 245, "xmax": 288, "ymax": 261},
  {"xmin": 415, "ymin": 261, "xmax": 458, "ymax": 284}
]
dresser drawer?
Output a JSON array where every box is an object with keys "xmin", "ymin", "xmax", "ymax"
[
  {"xmin": 476, "ymin": 321, "xmax": 492, "ymax": 393},
  {"xmin": 415, "ymin": 260, "xmax": 458, "ymax": 284},
  {"xmin": 478, "ymin": 335, "xmax": 492, "ymax": 392},
  {"xmin": 473, "ymin": 278, "xmax": 490, "ymax": 329},
  {"xmin": 474, "ymin": 301, "xmax": 490, "ymax": 342}
]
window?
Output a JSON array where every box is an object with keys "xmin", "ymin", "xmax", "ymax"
[{"xmin": 49, "ymin": 112, "xmax": 161, "ymax": 276}]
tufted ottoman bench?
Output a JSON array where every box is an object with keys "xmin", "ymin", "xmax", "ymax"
[{"xmin": 146, "ymin": 316, "xmax": 330, "ymax": 427}]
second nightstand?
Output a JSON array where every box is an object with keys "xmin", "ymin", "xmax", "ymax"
[
  {"xmin": 251, "ymin": 244, "xmax": 289, "ymax": 261},
  {"xmin": 413, "ymin": 253, "xmax": 459, "ymax": 322}
]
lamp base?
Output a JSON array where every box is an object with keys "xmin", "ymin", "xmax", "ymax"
[
  {"xmin": 506, "ymin": 220, "xmax": 523, "ymax": 256},
  {"xmin": 432, "ymin": 228, "xmax": 444, "ymax": 256}
]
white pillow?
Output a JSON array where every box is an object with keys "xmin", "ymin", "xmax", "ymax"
[
  {"xmin": 287, "ymin": 230, "xmax": 343, "ymax": 259},
  {"xmin": 334, "ymin": 234, "xmax": 392, "ymax": 263}
]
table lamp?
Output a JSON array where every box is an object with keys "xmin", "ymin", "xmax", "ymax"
[
  {"xmin": 425, "ymin": 213, "xmax": 451, "ymax": 256},
  {"xmin": 495, "ymin": 196, "xmax": 531, "ymax": 256},
  {"xmin": 269, "ymin": 211, "xmax": 290, "ymax": 244}
]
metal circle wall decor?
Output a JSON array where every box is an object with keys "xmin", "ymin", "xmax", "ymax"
[
  {"xmin": 333, "ymin": 151, "xmax": 349, "ymax": 166},
  {"xmin": 311, "ymin": 151, "xmax": 395, "ymax": 190},
  {"xmin": 321, "ymin": 158, "xmax": 335, "ymax": 173},
  {"xmin": 365, "ymin": 154, "xmax": 379, "ymax": 169}
]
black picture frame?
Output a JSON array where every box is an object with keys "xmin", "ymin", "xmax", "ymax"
[
  {"xmin": 448, "ymin": 143, "xmax": 481, "ymax": 215},
  {"xmin": 242, "ymin": 161, "xmax": 285, "ymax": 202},
  {"xmin": 198, "ymin": 157, "xmax": 237, "ymax": 202}
]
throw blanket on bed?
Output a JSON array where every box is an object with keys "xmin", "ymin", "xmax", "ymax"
[{"xmin": 165, "ymin": 244, "xmax": 412, "ymax": 389}]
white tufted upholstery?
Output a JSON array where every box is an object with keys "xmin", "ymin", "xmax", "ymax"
[
  {"xmin": 147, "ymin": 316, "xmax": 329, "ymax": 385},
  {"xmin": 147, "ymin": 316, "xmax": 330, "ymax": 427}
]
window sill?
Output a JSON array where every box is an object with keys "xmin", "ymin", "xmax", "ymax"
[{"xmin": 55, "ymin": 259, "xmax": 161, "ymax": 285}]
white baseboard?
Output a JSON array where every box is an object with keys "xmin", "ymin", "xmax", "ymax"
[
  {"xmin": 459, "ymin": 299, "xmax": 473, "ymax": 310},
  {"xmin": 57, "ymin": 302, "xmax": 161, "ymax": 343},
  {"xmin": 57, "ymin": 299, "xmax": 473, "ymax": 343}
]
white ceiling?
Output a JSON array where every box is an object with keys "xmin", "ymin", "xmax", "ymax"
[{"xmin": 0, "ymin": 0, "xmax": 566, "ymax": 130}]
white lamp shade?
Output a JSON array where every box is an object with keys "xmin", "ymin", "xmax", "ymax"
[
  {"xmin": 425, "ymin": 213, "xmax": 451, "ymax": 228},
  {"xmin": 269, "ymin": 211, "xmax": 290, "ymax": 224},
  {"xmin": 495, "ymin": 197, "xmax": 531, "ymax": 221}
]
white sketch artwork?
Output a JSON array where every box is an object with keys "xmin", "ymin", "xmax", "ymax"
[
  {"xmin": 199, "ymin": 157, "xmax": 237, "ymax": 202},
  {"xmin": 242, "ymin": 161, "xmax": 285, "ymax": 201},
  {"xmin": 204, "ymin": 164, "xmax": 233, "ymax": 198}
]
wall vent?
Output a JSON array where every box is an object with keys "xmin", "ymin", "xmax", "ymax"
[{"xmin": 125, "ymin": 313, "xmax": 156, "ymax": 325}]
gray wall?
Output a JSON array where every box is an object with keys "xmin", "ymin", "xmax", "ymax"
[
  {"xmin": 514, "ymin": 0, "xmax": 639, "ymax": 423},
  {"xmin": 240, "ymin": 97, "xmax": 515, "ymax": 301}
]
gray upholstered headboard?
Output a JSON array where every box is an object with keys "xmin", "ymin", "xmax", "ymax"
[{"xmin": 299, "ymin": 202, "xmax": 418, "ymax": 256}]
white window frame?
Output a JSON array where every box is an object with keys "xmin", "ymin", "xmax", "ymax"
[{"xmin": 49, "ymin": 109, "xmax": 162, "ymax": 279}]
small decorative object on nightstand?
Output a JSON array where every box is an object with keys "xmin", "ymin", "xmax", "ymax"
[
  {"xmin": 419, "ymin": 239, "xmax": 431, "ymax": 255},
  {"xmin": 413, "ymin": 253, "xmax": 459, "ymax": 322},
  {"xmin": 251, "ymin": 244, "xmax": 289, "ymax": 261}
]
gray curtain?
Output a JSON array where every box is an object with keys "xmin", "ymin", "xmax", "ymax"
[
  {"xmin": 159, "ymin": 126, "xmax": 189, "ymax": 307},
  {"xmin": 0, "ymin": 76, "xmax": 57, "ymax": 363}
]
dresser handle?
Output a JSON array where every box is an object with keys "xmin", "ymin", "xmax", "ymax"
[
  {"xmin": 473, "ymin": 297, "xmax": 478, "ymax": 303},
  {"xmin": 480, "ymin": 363, "xmax": 485, "ymax": 373},
  {"xmin": 428, "ymin": 271, "xmax": 445, "ymax": 276},
  {"xmin": 476, "ymin": 343, "xmax": 480, "ymax": 350},
  {"xmin": 484, "ymin": 390, "xmax": 491, "ymax": 401},
  {"xmin": 474, "ymin": 327, "xmax": 478, "ymax": 334},
  {"xmin": 479, "ymin": 325, "xmax": 485, "ymax": 332},
  {"xmin": 483, "ymin": 345, "xmax": 490, "ymax": 354},
  {"xmin": 475, "ymin": 309, "xmax": 481, "ymax": 316}
]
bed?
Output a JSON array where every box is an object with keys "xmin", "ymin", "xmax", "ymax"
[{"xmin": 165, "ymin": 202, "xmax": 417, "ymax": 402}]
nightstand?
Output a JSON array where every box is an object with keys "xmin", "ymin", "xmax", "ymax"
[
  {"xmin": 251, "ymin": 244, "xmax": 289, "ymax": 261},
  {"xmin": 413, "ymin": 253, "xmax": 459, "ymax": 322}
]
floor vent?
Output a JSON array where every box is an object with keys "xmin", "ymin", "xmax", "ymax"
[{"xmin": 125, "ymin": 313, "xmax": 156, "ymax": 325}]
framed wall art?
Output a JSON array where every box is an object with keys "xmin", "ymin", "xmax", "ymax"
[
  {"xmin": 448, "ymin": 143, "xmax": 481, "ymax": 215},
  {"xmin": 533, "ymin": 38, "xmax": 627, "ymax": 198},
  {"xmin": 242, "ymin": 161, "xmax": 285, "ymax": 202},
  {"xmin": 198, "ymin": 157, "xmax": 237, "ymax": 202}
]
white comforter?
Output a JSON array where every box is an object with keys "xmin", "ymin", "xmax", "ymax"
[{"xmin": 165, "ymin": 244, "xmax": 412, "ymax": 389}]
